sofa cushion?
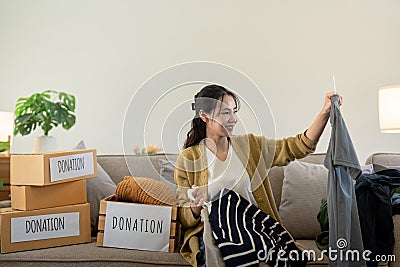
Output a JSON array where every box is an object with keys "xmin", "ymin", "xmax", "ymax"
[
  {"xmin": 159, "ymin": 159, "xmax": 176, "ymax": 192},
  {"xmin": 296, "ymin": 239, "xmax": 329, "ymax": 265},
  {"xmin": 279, "ymin": 161, "xmax": 328, "ymax": 240},
  {"xmin": 365, "ymin": 153, "xmax": 400, "ymax": 167},
  {"xmin": 97, "ymin": 154, "xmax": 179, "ymax": 185},
  {"xmin": 73, "ymin": 141, "xmax": 116, "ymax": 236},
  {"xmin": 269, "ymin": 154, "xmax": 327, "ymax": 208},
  {"xmin": 0, "ymin": 238, "xmax": 190, "ymax": 266}
]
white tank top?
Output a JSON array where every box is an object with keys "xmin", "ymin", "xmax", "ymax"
[{"xmin": 206, "ymin": 145, "xmax": 257, "ymax": 206}]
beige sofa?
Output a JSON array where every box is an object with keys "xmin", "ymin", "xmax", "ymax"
[{"xmin": 0, "ymin": 152, "xmax": 399, "ymax": 266}]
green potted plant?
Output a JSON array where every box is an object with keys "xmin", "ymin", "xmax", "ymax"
[
  {"xmin": 0, "ymin": 141, "xmax": 10, "ymax": 153},
  {"xmin": 14, "ymin": 90, "xmax": 76, "ymax": 152}
]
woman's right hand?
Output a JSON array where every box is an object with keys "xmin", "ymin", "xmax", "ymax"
[{"xmin": 189, "ymin": 185, "xmax": 205, "ymax": 218}]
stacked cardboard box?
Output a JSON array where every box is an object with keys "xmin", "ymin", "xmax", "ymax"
[{"xmin": 0, "ymin": 149, "xmax": 97, "ymax": 253}]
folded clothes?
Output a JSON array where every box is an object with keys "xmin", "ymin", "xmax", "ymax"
[{"xmin": 115, "ymin": 176, "xmax": 176, "ymax": 206}]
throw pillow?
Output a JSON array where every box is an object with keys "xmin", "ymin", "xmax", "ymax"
[
  {"xmin": 73, "ymin": 140, "xmax": 116, "ymax": 236},
  {"xmin": 159, "ymin": 159, "xmax": 177, "ymax": 192},
  {"xmin": 279, "ymin": 161, "xmax": 328, "ymax": 239}
]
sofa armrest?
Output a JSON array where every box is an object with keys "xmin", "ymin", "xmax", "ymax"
[{"xmin": 391, "ymin": 215, "xmax": 400, "ymax": 266}]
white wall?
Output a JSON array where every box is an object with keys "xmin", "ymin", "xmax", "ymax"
[{"xmin": 1, "ymin": 0, "xmax": 399, "ymax": 163}]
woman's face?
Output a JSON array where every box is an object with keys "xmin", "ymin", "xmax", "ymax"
[{"xmin": 201, "ymin": 95, "xmax": 238, "ymax": 138}]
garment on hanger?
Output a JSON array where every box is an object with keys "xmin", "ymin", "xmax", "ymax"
[{"xmin": 324, "ymin": 95, "xmax": 365, "ymax": 267}]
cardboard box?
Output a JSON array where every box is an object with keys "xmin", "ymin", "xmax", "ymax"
[
  {"xmin": 11, "ymin": 179, "xmax": 87, "ymax": 211},
  {"xmin": 0, "ymin": 155, "xmax": 10, "ymax": 185},
  {"xmin": 97, "ymin": 195, "xmax": 179, "ymax": 253},
  {"xmin": 0, "ymin": 203, "xmax": 91, "ymax": 253},
  {"xmin": 11, "ymin": 149, "xmax": 97, "ymax": 186}
]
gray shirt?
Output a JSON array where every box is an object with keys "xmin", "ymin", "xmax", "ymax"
[{"xmin": 324, "ymin": 95, "xmax": 365, "ymax": 266}]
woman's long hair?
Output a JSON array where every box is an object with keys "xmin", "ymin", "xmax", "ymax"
[{"xmin": 183, "ymin": 84, "xmax": 240, "ymax": 149}]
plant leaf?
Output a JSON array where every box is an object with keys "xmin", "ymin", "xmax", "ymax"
[
  {"xmin": 59, "ymin": 92, "xmax": 76, "ymax": 112},
  {"xmin": 62, "ymin": 114, "xmax": 76, "ymax": 130},
  {"xmin": 13, "ymin": 89, "xmax": 76, "ymax": 136}
]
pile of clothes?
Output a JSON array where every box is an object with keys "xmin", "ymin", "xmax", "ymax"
[
  {"xmin": 355, "ymin": 167, "xmax": 400, "ymax": 265},
  {"xmin": 316, "ymin": 166, "xmax": 400, "ymax": 267}
]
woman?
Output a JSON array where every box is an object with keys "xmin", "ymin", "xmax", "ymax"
[{"xmin": 174, "ymin": 84, "xmax": 340, "ymax": 266}]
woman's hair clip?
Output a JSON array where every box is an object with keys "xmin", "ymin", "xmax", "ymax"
[{"xmin": 191, "ymin": 103, "xmax": 196, "ymax": 111}]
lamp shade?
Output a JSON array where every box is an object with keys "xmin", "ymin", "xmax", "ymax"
[{"xmin": 379, "ymin": 85, "xmax": 400, "ymax": 133}]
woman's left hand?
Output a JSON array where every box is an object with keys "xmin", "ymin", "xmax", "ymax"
[
  {"xmin": 305, "ymin": 92, "xmax": 343, "ymax": 141},
  {"xmin": 321, "ymin": 92, "xmax": 343, "ymax": 114}
]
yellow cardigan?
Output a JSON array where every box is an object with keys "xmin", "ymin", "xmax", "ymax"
[{"xmin": 174, "ymin": 132, "xmax": 318, "ymax": 266}]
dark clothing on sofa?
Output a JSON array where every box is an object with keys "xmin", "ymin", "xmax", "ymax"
[
  {"xmin": 324, "ymin": 95, "xmax": 365, "ymax": 267},
  {"xmin": 355, "ymin": 168, "xmax": 400, "ymax": 267},
  {"xmin": 392, "ymin": 193, "xmax": 400, "ymax": 215}
]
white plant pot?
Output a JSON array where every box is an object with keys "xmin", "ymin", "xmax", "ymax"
[{"xmin": 33, "ymin": 136, "xmax": 57, "ymax": 153}]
